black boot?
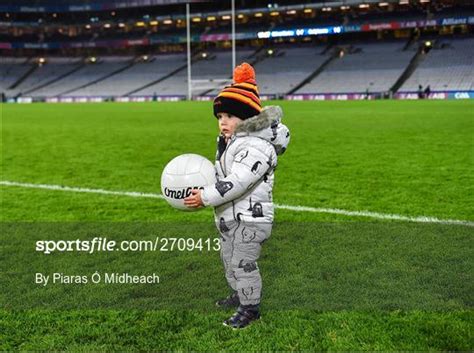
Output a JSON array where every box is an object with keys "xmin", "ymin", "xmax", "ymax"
[
  {"xmin": 215, "ymin": 291, "xmax": 240, "ymax": 308},
  {"xmin": 223, "ymin": 304, "xmax": 260, "ymax": 329}
]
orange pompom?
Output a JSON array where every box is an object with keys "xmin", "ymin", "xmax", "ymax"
[{"xmin": 233, "ymin": 62, "xmax": 256, "ymax": 84}]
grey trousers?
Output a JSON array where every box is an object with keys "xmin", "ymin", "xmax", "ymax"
[{"xmin": 217, "ymin": 219, "xmax": 272, "ymax": 306}]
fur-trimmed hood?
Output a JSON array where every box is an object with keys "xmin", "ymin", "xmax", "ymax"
[
  {"xmin": 235, "ymin": 105, "xmax": 290, "ymax": 155},
  {"xmin": 235, "ymin": 105, "xmax": 283, "ymax": 133}
]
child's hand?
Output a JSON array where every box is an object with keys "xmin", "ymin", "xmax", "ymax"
[{"xmin": 184, "ymin": 189, "xmax": 204, "ymax": 208}]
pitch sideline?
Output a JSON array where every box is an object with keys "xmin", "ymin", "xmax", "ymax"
[{"xmin": 1, "ymin": 180, "xmax": 472, "ymax": 226}]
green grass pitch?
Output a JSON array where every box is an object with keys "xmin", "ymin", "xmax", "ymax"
[{"xmin": 1, "ymin": 100, "xmax": 473, "ymax": 351}]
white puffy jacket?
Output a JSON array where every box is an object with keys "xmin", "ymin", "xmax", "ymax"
[{"xmin": 201, "ymin": 105, "xmax": 290, "ymax": 225}]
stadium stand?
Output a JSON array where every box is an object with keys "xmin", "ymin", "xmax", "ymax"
[
  {"xmin": 400, "ymin": 38, "xmax": 474, "ymax": 92},
  {"xmin": 0, "ymin": 58, "xmax": 33, "ymax": 93},
  {"xmin": 9, "ymin": 57, "xmax": 83, "ymax": 97},
  {"xmin": 244, "ymin": 46, "xmax": 330, "ymax": 96},
  {"xmin": 2, "ymin": 38, "xmax": 473, "ymax": 98},
  {"xmin": 1, "ymin": 0, "xmax": 473, "ymax": 101},
  {"xmin": 27, "ymin": 57, "xmax": 132, "ymax": 97},
  {"xmin": 68, "ymin": 54, "xmax": 186, "ymax": 97},
  {"xmin": 296, "ymin": 41, "xmax": 415, "ymax": 94},
  {"xmin": 132, "ymin": 50, "xmax": 255, "ymax": 97}
]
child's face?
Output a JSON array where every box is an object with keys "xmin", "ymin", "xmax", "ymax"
[{"xmin": 217, "ymin": 112, "xmax": 243, "ymax": 140}]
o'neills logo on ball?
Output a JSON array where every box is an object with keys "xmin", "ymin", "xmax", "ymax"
[{"xmin": 164, "ymin": 186, "xmax": 204, "ymax": 199}]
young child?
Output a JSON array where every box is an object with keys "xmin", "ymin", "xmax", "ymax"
[{"xmin": 184, "ymin": 62, "xmax": 290, "ymax": 329}]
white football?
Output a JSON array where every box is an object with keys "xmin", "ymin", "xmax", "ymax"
[{"xmin": 161, "ymin": 154, "xmax": 216, "ymax": 210}]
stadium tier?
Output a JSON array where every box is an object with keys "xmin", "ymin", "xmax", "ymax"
[
  {"xmin": 245, "ymin": 46, "xmax": 329, "ymax": 96},
  {"xmin": 132, "ymin": 50, "xmax": 256, "ymax": 97},
  {"xmin": 295, "ymin": 42, "xmax": 414, "ymax": 94},
  {"xmin": 28, "ymin": 57, "xmax": 133, "ymax": 97},
  {"xmin": 9, "ymin": 57, "xmax": 83, "ymax": 97},
  {"xmin": 68, "ymin": 54, "xmax": 185, "ymax": 97},
  {"xmin": 0, "ymin": 57, "xmax": 33, "ymax": 93},
  {"xmin": 1, "ymin": 0, "xmax": 473, "ymax": 101},
  {"xmin": 3, "ymin": 37, "xmax": 472, "ymax": 99},
  {"xmin": 400, "ymin": 38, "xmax": 474, "ymax": 92}
]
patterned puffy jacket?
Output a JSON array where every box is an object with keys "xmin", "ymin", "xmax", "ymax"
[{"xmin": 201, "ymin": 105, "xmax": 290, "ymax": 226}]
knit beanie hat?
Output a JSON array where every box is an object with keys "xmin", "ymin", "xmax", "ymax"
[{"xmin": 213, "ymin": 62, "xmax": 262, "ymax": 120}]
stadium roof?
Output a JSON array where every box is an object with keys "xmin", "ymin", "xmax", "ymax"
[
  {"xmin": 0, "ymin": 0, "xmax": 401, "ymax": 13},
  {"xmin": 0, "ymin": 0, "xmax": 209, "ymax": 13},
  {"xmin": 3, "ymin": 0, "xmax": 206, "ymax": 4}
]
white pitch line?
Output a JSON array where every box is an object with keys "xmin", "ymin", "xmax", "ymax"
[
  {"xmin": 0, "ymin": 180, "xmax": 164, "ymax": 200},
  {"xmin": 274, "ymin": 204, "xmax": 473, "ymax": 226},
  {"xmin": 1, "ymin": 180, "xmax": 472, "ymax": 226}
]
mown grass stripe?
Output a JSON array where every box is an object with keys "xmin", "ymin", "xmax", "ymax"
[{"xmin": 2, "ymin": 180, "xmax": 472, "ymax": 226}]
